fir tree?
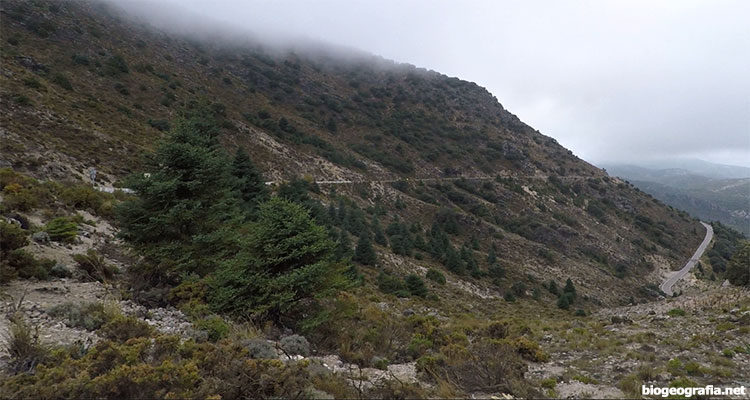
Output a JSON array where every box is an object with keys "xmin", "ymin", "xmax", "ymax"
[
  {"xmin": 487, "ymin": 248, "xmax": 497, "ymax": 265},
  {"xmin": 557, "ymin": 293, "xmax": 571, "ymax": 310},
  {"xmin": 117, "ymin": 109, "xmax": 239, "ymax": 279},
  {"xmin": 412, "ymin": 234, "xmax": 427, "ymax": 251},
  {"xmin": 336, "ymin": 199, "xmax": 347, "ymax": 226},
  {"xmin": 231, "ymin": 148, "xmax": 267, "ymax": 213},
  {"xmin": 444, "ymin": 247, "xmax": 465, "ymax": 274},
  {"xmin": 209, "ymin": 197, "xmax": 346, "ymax": 318},
  {"xmin": 548, "ymin": 280, "xmax": 559, "ymax": 295},
  {"xmin": 326, "ymin": 117, "xmax": 337, "ymax": 133},
  {"xmin": 372, "ymin": 217, "xmax": 388, "ymax": 246},
  {"xmin": 563, "ymin": 278, "xmax": 577, "ymax": 302},
  {"xmin": 488, "ymin": 263, "xmax": 505, "ymax": 282},
  {"xmin": 428, "ymin": 223, "xmax": 449, "ymax": 258},
  {"xmin": 327, "ymin": 203, "xmax": 337, "ymax": 224},
  {"xmin": 353, "ymin": 232, "xmax": 377, "ymax": 265},
  {"xmin": 405, "ymin": 274, "xmax": 428, "ymax": 297},
  {"xmin": 334, "ymin": 230, "xmax": 353, "ymax": 260}
]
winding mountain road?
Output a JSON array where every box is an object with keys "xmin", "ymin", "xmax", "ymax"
[{"xmin": 659, "ymin": 222, "xmax": 714, "ymax": 296}]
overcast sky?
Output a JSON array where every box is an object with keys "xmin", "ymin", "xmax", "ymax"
[{"xmin": 134, "ymin": 0, "xmax": 750, "ymax": 167}]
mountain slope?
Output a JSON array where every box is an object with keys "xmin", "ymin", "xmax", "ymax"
[{"xmin": 0, "ymin": 0, "xmax": 704, "ymax": 307}]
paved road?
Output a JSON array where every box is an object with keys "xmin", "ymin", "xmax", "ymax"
[{"xmin": 659, "ymin": 221, "xmax": 714, "ymax": 296}]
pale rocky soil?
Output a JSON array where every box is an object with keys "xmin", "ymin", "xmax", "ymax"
[
  {"xmin": 0, "ymin": 211, "xmax": 423, "ymax": 391},
  {"xmin": 528, "ymin": 284, "xmax": 750, "ymax": 399}
]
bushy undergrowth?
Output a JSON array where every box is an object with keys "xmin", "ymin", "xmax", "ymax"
[
  {"xmin": 0, "ymin": 221, "xmax": 55, "ymax": 283},
  {"xmin": 417, "ymin": 338, "xmax": 534, "ymax": 396},
  {"xmin": 72, "ymin": 249, "xmax": 118, "ymax": 282},
  {"xmin": 0, "ymin": 327, "xmax": 416, "ymax": 399},
  {"xmin": 0, "ymin": 168, "xmax": 117, "ymax": 217},
  {"xmin": 47, "ymin": 302, "xmax": 109, "ymax": 331},
  {"xmin": 4, "ymin": 314, "xmax": 50, "ymax": 374}
]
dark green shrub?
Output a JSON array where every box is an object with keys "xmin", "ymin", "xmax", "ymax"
[
  {"xmin": 512, "ymin": 337, "xmax": 550, "ymax": 362},
  {"xmin": 667, "ymin": 308, "xmax": 686, "ymax": 317},
  {"xmin": 0, "ymin": 220, "xmax": 28, "ymax": 253},
  {"xmin": 511, "ymin": 281, "xmax": 526, "ymax": 297},
  {"xmin": 376, "ymin": 271, "xmax": 409, "ymax": 297},
  {"xmin": 98, "ymin": 313, "xmax": 153, "ymax": 342},
  {"xmin": 13, "ymin": 94, "xmax": 31, "ymax": 106},
  {"xmin": 425, "ymin": 268, "xmax": 446, "ymax": 285},
  {"xmin": 59, "ymin": 184, "xmax": 108, "ymax": 211},
  {"xmin": 563, "ymin": 278, "xmax": 577, "ymax": 302},
  {"xmin": 405, "ymin": 274, "xmax": 428, "ymax": 298},
  {"xmin": 113, "ymin": 82, "xmax": 129, "ymax": 95},
  {"xmin": 71, "ymin": 53, "xmax": 90, "ymax": 66},
  {"xmin": 147, "ymin": 118, "xmax": 171, "ymax": 132},
  {"xmin": 51, "ymin": 73, "xmax": 73, "ymax": 90},
  {"xmin": 103, "ymin": 54, "xmax": 129, "ymax": 76},
  {"xmin": 7, "ymin": 250, "xmax": 54, "ymax": 280},
  {"xmin": 194, "ymin": 315, "xmax": 230, "ymax": 342},
  {"xmin": 23, "ymin": 77, "xmax": 44, "ymax": 89},
  {"xmin": 45, "ymin": 217, "xmax": 78, "ymax": 243},
  {"xmin": 548, "ymin": 280, "xmax": 559, "ymax": 295},
  {"xmin": 488, "ymin": 263, "xmax": 505, "ymax": 283}
]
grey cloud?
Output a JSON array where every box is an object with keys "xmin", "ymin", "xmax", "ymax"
[{"xmin": 115, "ymin": 0, "xmax": 750, "ymax": 167}]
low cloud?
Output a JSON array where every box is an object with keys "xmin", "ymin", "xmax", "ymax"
[{"xmin": 117, "ymin": 0, "xmax": 750, "ymax": 166}]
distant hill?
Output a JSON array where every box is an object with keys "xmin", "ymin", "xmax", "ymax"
[
  {"xmin": 630, "ymin": 158, "xmax": 750, "ymax": 180},
  {"xmin": 603, "ymin": 163, "xmax": 749, "ymax": 236}
]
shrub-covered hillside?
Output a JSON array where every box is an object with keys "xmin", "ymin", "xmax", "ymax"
[
  {"xmin": 2, "ymin": 1, "xmax": 749, "ymax": 398},
  {"xmin": 0, "ymin": 0, "xmax": 707, "ymax": 306}
]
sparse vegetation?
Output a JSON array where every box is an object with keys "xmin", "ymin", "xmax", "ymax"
[
  {"xmin": 72, "ymin": 249, "xmax": 118, "ymax": 282},
  {"xmin": 0, "ymin": 2, "xmax": 736, "ymax": 397}
]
